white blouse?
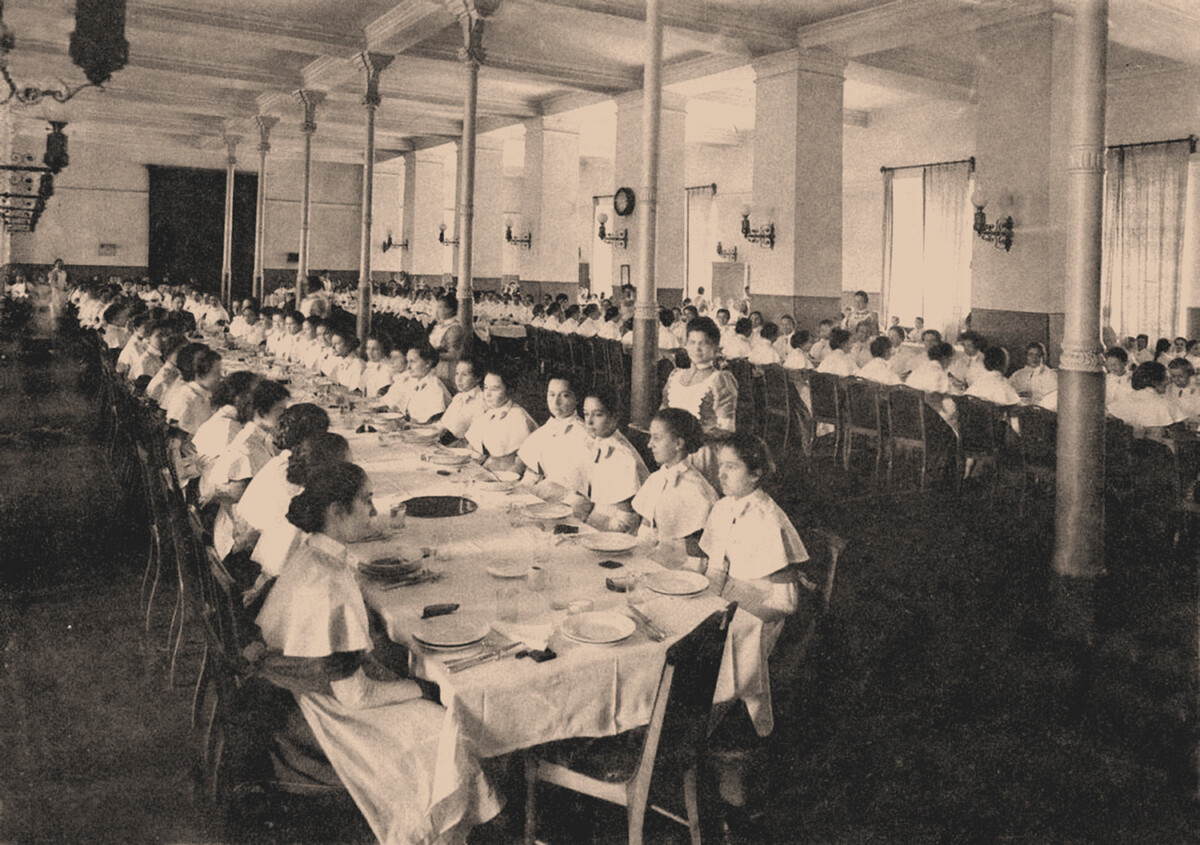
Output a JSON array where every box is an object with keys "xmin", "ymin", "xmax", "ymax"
[
  {"xmin": 517, "ymin": 415, "xmax": 590, "ymax": 492},
  {"xmin": 1109, "ymin": 389, "xmax": 1184, "ymax": 428},
  {"xmin": 380, "ymin": 372, "xmax": 415, "ymax": 411},
  {"xmin": 164, "ymin": 380, "xmax": 213, "ymax": 435},
  {"xmin": 235, "ymin": 450, "xmax": 301, "ymax": 537},
  {"xmin": 403, "ymin": 372, "xmax": 452, "ymax": 424},
  {"xmin": 857, "ymin": 357, "xmax": 901, "ymax": 386},
  {"xmin": 816, "ymin": 349, "xmax": 857, "ymax": 377},
  {"xmin": 661, "ymin": 366, "xmax": 738, "ymax": 433},
  {"xmin": 334, "ymin": 356, "xmax": 366, "ymax": 392},
  {"xmin": 966, "ymin": 370, "xmax": 1021, "ymax": 406},
  {"xmin": 143, "ymin": 359, "xmax": 175, "ymax": 398},
  {"xmin": 465, "ymin": 401, "xmax": 537, "ymax": 458},
  {"xmin": 360, "ymin": 361, "xmax": 393, "ymax": 397},
  {"xmin": 440, "ymin": 386, "xmax": 486, "ymax": 439},
  {"xmin": 699, "ymin": 488, "xmax": 808, "ymax": 581},
  {"xmin": 192, "ymin": 405, "xmax": 242, "ymax": 467},
  {"xmin": 580, "ymin": 430, "xmax": 649, "ymax": 504},
  {"xmin": 207, "ymin": 419, "xmax": 278, "ymax": 486},
  {"xmin": 631, "ymin": 461, "xmax": 717, "ymax": 540}
]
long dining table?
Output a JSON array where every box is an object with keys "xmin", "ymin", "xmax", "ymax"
[{"xmin": 216, "ymin": 336, "xmax": 776, "ymax": 808}]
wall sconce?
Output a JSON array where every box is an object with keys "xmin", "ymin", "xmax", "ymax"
[
  {"xmin": 437, "ymin": 223, "xmax": 458, "ymax": 247},
  {"xmin": 505, "ymin": 219, "xmax": 531, "ymax": 249},
  {"xmin": 597, "ymin": 213, "xmax": 627, "ymax": 249},
  {"xmin": 716, "ymin": 241, "xmax": 738, "ymax": 262},
  {"xmin": 971, "ymin": 191, "xmax": 1013, "ymax": 251},
  {"xmin": 381, "ymin": 232, "xmax": 407, "ymax": 253},
  {"xmin": 740, "ymin": 206, "xmax": 775, "ymax": 249}
]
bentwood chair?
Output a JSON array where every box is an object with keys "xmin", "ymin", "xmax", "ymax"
[
  {"xmin": 885, "ymin": 386, "xmax": 929, "ymax": 488},
  {"xmin": 842, "ymin": 378, "xmax": 886, "ymax": 479},
  {"xmin": 725, "ymin": 358, "xmax": 758, "ymax": 437},
  {"xmin": 760, "ymin": 364, "xmax": 791, "ymax": 453},
  {"xmin": 806, "ymin": 371, "xmax": 843, "ymax": 462},
  {"xmin": 524, "ymin": 605, "xmax": 737, "ymax": 845},
  {"xmin": 1016, "ymin": 404, "xmax": 1057, "ymax": 513},
  {"xmin": 955, "ymin": 396, "xmax": 1014, "ymax": 495}
]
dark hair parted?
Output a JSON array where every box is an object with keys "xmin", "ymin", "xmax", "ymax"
[
  {"xmin": 286, "ymin": 432, "xmax": 350, "ymax": 486},
  {"xmin": 276, "ymin": 402, "xmax": 331, "ymax": 452},
  {"xmin": 686, "ymin": 316, "xmax": 721, "ymax": 346},
  {"xmin": 286, "ymin": 462, "xmax": 368, "ymax": 533},
  {"xmin": 1132, "ymin": 361, "xmax": 1166, "ymax": 391},
  {"xmin": 651, "ymin": 407, "xmax": 705, "ymax": 455},
  {"xmin": 719, "ymin": 432, "xmax": 773, "ymax": 484},
  {"xmin": 249, "ymin": 379, "xmax": 291, "ymax": 419},
  {"xmin": 212, "ymin": 371, "xmax": 260, "ymax": 423}
]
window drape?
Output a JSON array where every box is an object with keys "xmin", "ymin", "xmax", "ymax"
[
  {"xmin": 881, "ymin": 160, "xmax": 973, "ymax": 340},
  {"xmin": 1101, "ymin": 140, "xmax": 1191, "ymax": 340}
]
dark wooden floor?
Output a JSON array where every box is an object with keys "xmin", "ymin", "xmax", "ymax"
[{"xmin": 1, "ymin": 327, "xmax": 1198, "ymax": 843}]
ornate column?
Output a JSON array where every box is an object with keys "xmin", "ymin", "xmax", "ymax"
[
  {"xmin": 295, "ymin": 89, "xmax": 325, "ymax": 309},
  {"xmin": 356, "ymin": 52, "xmax": 395, "ymax": 344},
  {"xmin": 448, "ymin": 0, "xmax": 499, "ymax": 333},
  {"xmin": 221, "ymin": 134, "xmax": 240, "ymax": 309},
  {"xmin": 1053, "ymin": 0, "xmax": 1107, "ymax": 585},
  {"xmin": 630, "ymin": 0, "xmax": 663, "ymax": 428},
  {"xmin": 252, "ymin": 115, "xmax": 278, "ymax": 302}
]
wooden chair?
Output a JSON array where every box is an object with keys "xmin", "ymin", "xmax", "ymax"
[
  {"xmin": 725, "ymin": 358, "xmax": 758, "ymax": 437},
  {"xmin": 760, "ymin": 364, "xmax": 791, "ymax": 453},
  {"xmin": 806, "ymin": 371, "xmax": 843, "ymax": 462},
  {"xmin": 885, "ymin": 385, "xmax": 929, "ymax": 488},
  {"xmin": 956, "ymin": 396, "xmax": 1014, "ymax": 494},
  {"xmin": 842, "ymin": 377, "xmax": 886, "ymax": 478},
  {"xmin": 524, "ymin": 605, "xmax": 737, "ymax": 845},
  {"xmin": 1016, "ymin": 404, "xmax": 1057, "ymax": 512}
]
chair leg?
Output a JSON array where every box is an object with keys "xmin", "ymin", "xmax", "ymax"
[
  {"xmin": 842, "ymin": 430, "xmax": 852, "ymax": 472},
  {"xmin": 524, "ymin": 754, "xmax": 538, "ymax": 845},
  {"xmin": 626, "ymin": 788, "xmax": 647, "ymax": 845},
  {"xmin": 167, "ymin": 591, "xmax": 184, "ymax": 689},
  {"xmin": 683, "ymin": 766, "xmax": 702, "ymax": 845},
  {"xmin": 191, "ymin": 643, "xmax": 209, "ymax": 730}
]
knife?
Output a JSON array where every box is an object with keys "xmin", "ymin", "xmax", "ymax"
[
  {"xmin": 628, "ymin": 605, "xmax": 667, "ymax": 642},
  {"xmin": 445, "ymin": 642, "xmax": 524, "ymax": 673}
]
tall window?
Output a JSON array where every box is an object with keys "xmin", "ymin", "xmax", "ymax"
[
  {"xmin": 1101, "ymin": 138, "xmax": 1192, "ymax": 340},
  {"xmin": 881, "ymin": 159, "xmax": 974, "ymax": 340},
  {"xmin": 684, "ymin": 183, "xmax": 717, "ymax": 300}
]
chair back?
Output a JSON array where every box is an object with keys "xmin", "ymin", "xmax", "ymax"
[
  {"xmin": 1016, "ymin": 405, "xmax": 1057, "ymax": 469},
  {"xmin": 886, "ymin": 385, "xmax": 926, "ymax": 446},
  {"xmin": 725, "ymin": 358, "xmax": 758, "ymax": 435},
  {"xmin": 957, "ymin": 395, "xmax": 1008, "ymax": 455},
  {"xmin": 642, "ymin": 604, "xmax": 737, "ymax": 774},
  {"xmin": 807, "ymin": 371, "xmax": 840, "ymax": 427},
  {"xmin": 845, "ymin": 378, "xmax": 883, "ymax": 434},
  {"xmin": 761, "ymin": 364, "xmax": 791, "ymax": 450}
]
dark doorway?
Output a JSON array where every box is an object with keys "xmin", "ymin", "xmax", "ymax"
[{"xmin": 147, "ymin": 166, "xmax": 257, "ymax": 300}]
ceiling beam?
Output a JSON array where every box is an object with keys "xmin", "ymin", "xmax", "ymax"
[
  {"xmin": 406, "ymin": 43, "xmax": 639, "ymax": 94},
  {"xmin": 844, "ymin": 60, "xmax": 975, "ymax": 103}
]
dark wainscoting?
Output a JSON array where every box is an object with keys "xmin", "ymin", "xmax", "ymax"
[
  {"xmin": 745, "ymin": 294, "xmax": 842, "ymax": 332},
  {"xmin": 970, "ymin": 308, "xmax": 1064, "ymax": 369},
  {"xmin": 6, "ymin": 263, "xmax": 148, "ymax": 284}
]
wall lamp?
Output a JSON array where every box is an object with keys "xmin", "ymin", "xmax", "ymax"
[
  {"xmin": 971, "ymin": 191, "xmax": 1013, "ymax": 251},
  {"xmin": 597, "ymin": 213, "xmax": 627, "ymax": 249},
  {"xmin": 380, "ymin": 232, "xmax": 408, "ymax": 253},
  {"xmin": 437, "ymin": 223, "xmax": 458, "ymax": 247},
  {"xmin": 716, "ymin": 241, "xmax": 738, "ymax": 262},
  {"xmin": 505, "ymin": 219, "xmax": 531, "ymax": 249},
  {"xmin": 740, "ymin": 205, "xmax": 775, "ymax": 250}
]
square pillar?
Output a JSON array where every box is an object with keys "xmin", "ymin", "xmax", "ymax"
[
  {"xmin": 402, "ymin": 149, "xmax": 444, "ymax": 278},
  {"xmin": 471, "ymin": 137, "xmax": 505, "ymax": 283},
  {"xmin": 751, "ymin": 49, "xmax": 846, "ymax": 322},
  {"xmin": 613, "ymin": 90, "xmax": 686, "ymax": 293},
  {"xmin": 520, "ymin": 116, "xmax": 580, "ymax": 286}
]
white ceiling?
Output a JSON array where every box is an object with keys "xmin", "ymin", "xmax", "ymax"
[{"xmin": 0, "ymin": 0, "xmax": 1195, "ymax": 164}]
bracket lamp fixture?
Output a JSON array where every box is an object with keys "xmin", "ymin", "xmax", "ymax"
[
  {"xmin": 437, "ymin": 223, "xmax": 459, "ymax": 247},
  {"xmin": 505, "ymin": 219, "xmax": 531, "ymax": 249},
  {"xmin": 381, "ymin": 232, "xmax": 407, "ymax": 253},
  {"xmin": 740, "ymin": 206, "xmax": 775, "ymax": 250},
  {"xmin": 716, "ymin": 241, "xmax": 738, "ymax": 262},
  {"xmin": 597, "ymin": 213, "xmax": 627, "ymax": 249},
  {"xmin": 971, "ymin": 191, "xmax": 1013, "ymax": 251}
]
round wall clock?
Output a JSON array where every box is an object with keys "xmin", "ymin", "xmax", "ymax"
[{"xmin": 613, "ymin": 187, "xmax": 636, "ymax": 217}]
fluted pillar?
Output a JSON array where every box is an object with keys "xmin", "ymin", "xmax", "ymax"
[
  {"xmin": 630, "ymin": 0, "xmax": 663, "ymax": 429},
  {"xmin": 221, "ymin": 135, "xmax": 240, "ymax": 309},
  {"xmin": 448, "ymin": 0, "xmax": 498, "ymax": 332},
  {"xmin": 252, "ymin": 115, "xmax": 278, "ymax": 302},
  {"xmin": 295, "ymin": 89, "xmax": 325, "ymax": 310},
  {"xmin": 1053, "ymin": 0, "xmax": 1107, "ymax": 583},
  {"xmin": 357, "ymin": 52, "xmax": 395, "ymax": 344}
]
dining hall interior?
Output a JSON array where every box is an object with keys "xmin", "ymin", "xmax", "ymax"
[{"xmin": 3, "ymin": 0, "xmax": 1200, "ymax": 842}]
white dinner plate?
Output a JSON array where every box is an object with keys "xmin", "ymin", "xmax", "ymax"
[
  {"xmin": 427, "ymin": 452, "xmax": 472, "ymax": 466},
  {"xmin": 400, "ymin": 427, "xmax": 441, "ymax": 444},
  {"xmin": 524, "ymin": 502, "xmax": 572, "ymax": 520},
  {"xmin": 643, "ymin": 570, "xmax": 710, "ymax": 596},
  {"xmin": 476, "ymin": 479, "xmax": 514, "ymax": 493},
  {"xmin": 561, "ymin": 611, "xmax": 636, "ymax": 645},
  {"xmin": 375, "ymin": 412, "xmax": 406, "ymax": 421},
  {"xmin": 486, "ymin": 562, "xmax": 529, "ymax": 579},
  {"xmin": 412, "ymin": 615, "xmax": 490, "ymax": 649},
  {"xmin": 578, "ymin": 532, "xmax": 639, "ymax": 553}
]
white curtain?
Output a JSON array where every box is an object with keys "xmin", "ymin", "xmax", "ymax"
[
  {"xmin": 881, "ymin": 161, "xmax": 972, "ymax": 339},
  {"xmin": 1101, "ymin": 140, "xmax": 1191, "ymax": 340},
  {"xmin": 685, "ymin": 185, "xmax": 716, "ymax": 300}
]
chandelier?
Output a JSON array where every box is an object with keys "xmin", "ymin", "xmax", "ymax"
[{"xmin": 0, "ymin": 0, "xmax": 127, "ymax": 106}]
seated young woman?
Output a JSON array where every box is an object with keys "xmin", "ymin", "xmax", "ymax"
[
  {"xmin": 163, "ymin": 344, "xmax": 223, "ymax": 435},
  {"xmin": 631, "ymin": 408, "xmax": 717, "ymax": 560},
  {"xmin": 201, "ymin": 378, "xmax": 290, "ymax": 508},
  {"xmin": 965, "ymin": 346, "xmax": 1021, "ymax": 406},
  {"xmin": 1108, "ymin": 360, "xmax": 1185, "ymax": 430},
  {"xmin": 358, "ymin": 333, "xmax": 395, "ymax": 398},
  {"xmin": 568, "ymin": 388, "xmax": 649, "ymax": 533},
  {"xmin": 464, "ymin": 365, "xmax": 537, "ymax": 473},
  {"xmin": 378, "ymin": 342, "xmax": 414, "ymax": 409},
  {"xmin": 192, "ymin": 370, "xmax": 259, "ymax": 470},
  {"xmin": 143, "ymin": 331, "xmax": 188, "ymax": 402},
  {"xmin": 692, "ymin": 433, "xmax": 809, "ymax": 646},
  {"xmin": 254, "ymin": 462, "xmax": 500, "ymax": 844},
  {"xmin": 390, "ymin": 343, "xmax": 451, "ymax": 424},
  {"xmin": 437, "ymin": 357, "xmax": 486, "ymax": 441},
  {"xmin": 660, "ymin": 316, "xmax": 738, "ymax": 433},
  {"xmin": 518, "ymin": 373, "xmax": 590, "ymax": 501},
  {"xmin": 225, "ymin": 404, "xmax": 332, "ymax": 559}
]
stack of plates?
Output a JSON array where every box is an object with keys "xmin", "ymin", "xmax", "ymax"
[
  {"xmin": 524, "ymin": 502, "xmax": 573, "ymax": 520},
  {"xmin": 579, "ymin": 532, "xmax": 639, "ymax": 554},
  {"xmin": 561, "ymin": 611, "xmax": 636, "ymax": 645},
  {"xmin": 642, "ymin": 570, "xmax": 709, "ymax": 596},
  {"xmin": 359, "ymin": 556, "xmax": 426, "ymax": 586},
  {"xmin": 412, "ymin": 615, "xmax": 491, "ymax": 650}
]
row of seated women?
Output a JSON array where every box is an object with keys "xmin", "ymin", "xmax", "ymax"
[{"xmin": 115, "ymin": 316, "xmax": 809, "ymax": 843}]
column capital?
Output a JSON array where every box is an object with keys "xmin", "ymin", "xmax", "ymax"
[
  {"xmin": 752, "ymin": 48, "xmax": 847, "ymax": 83},
  {"xmin": 254, "ymin": 114, "xmax": 279, "ymax": 153},
  {"xmin": 295, "ymin": 89, "xmax": 326, "ymax": 134},
  {"xmin": 446, "ymin": 0, "xmax": 501, "ymax": 66},
  {"xmin": 1058, "ymin": 344, "xmax": 1106, "ymax": 373},
  {"xmin": 357, "ymin": 52, "xmax": 395, "ymax": 109},
  {"xmin": 223, "ymin": 134, "xmax": 241, "ymax": 165}
]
